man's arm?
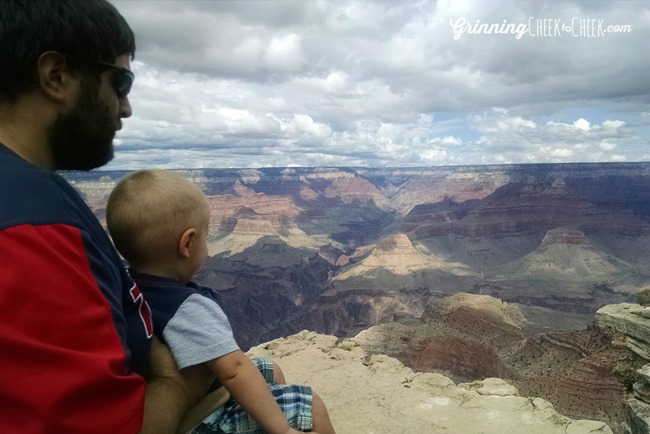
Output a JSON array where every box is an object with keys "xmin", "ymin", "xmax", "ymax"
[
  {"xmin": 0, "ymin": 223, "xmax": 149, "ymax": 433},
  {"xmin": 207, "ymin": 350, "xmax": 316, "ymax": 434},
  {"xmin": 141, "ymin": 336, "xmax": 214, "ymax": 434}
]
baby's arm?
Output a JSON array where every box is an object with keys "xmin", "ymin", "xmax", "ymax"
[{"xmin": 206, "ymin": 350, "xmax": 316, "ymax": 434}]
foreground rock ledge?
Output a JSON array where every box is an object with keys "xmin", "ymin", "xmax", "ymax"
[{"xmin": 248, "ymin": 330, "xmax": 612, "ymax": 434}]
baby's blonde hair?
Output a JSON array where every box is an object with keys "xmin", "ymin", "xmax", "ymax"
[{"xmin": 106, "ymin": 169, "xmax": 210, "ymax": 268}]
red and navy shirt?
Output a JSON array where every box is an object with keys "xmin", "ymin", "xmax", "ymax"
[{"xmin": 0, "ymin": 143, "xmax": 153, "ymax": 433}]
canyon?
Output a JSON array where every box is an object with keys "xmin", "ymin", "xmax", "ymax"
[
  {"xmin": 65, "ymin": 162, "xmax": 650, "ymax": 432},
  {"xmin": 247, "ymin": 329, "xmax": 616, "ymax": 434}
]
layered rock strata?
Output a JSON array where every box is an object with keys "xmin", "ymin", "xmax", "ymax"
[
  {"xmin": 355, "ymin": 294, "xmax": 632, "ymax": 432},
  {"xmin": 67, "ymin": 165, "xmax": 650, "ymax": 351},
  {"xmin": 596, "ymin": 304, "xmax": 650, "ymax": 434},
  {"xmin": 247, "ymin": 331, "xmax": 613, "ymax": 434}
]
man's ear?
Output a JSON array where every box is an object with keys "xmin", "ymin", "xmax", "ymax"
[
  {"xmin": 178, "ymin": 228, "xmax": 197, "ymax": 259},
  {"xmin": 36, "ymin": 51, "xmax": 73, "ymax": 104}
]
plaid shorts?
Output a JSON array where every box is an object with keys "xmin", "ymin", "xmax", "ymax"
[{"xmin": 192, "ymin": 357, "xmax": 313, "ymax": 434}]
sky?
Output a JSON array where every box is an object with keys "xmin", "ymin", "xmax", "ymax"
[{"xmin": 106, "ymin": 0, "xmax": 650, "ymax": 170}]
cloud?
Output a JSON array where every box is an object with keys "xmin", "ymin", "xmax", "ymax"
[
  {"xmin": 599, "ymin": 140, "xmax": 617, "ymax": 151},
  {"xmin": 603, "ymin": 120, "xmax": 625, "ymax": 129},
  {"xmin": 105, "ymin": 0, "xmax": 650, "ymax": 170}
]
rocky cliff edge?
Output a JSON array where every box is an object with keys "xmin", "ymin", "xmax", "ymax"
[
  {"xmin": 596, "ymin": 303, "xmax": 650, "ymax": 434},
  {"xmin": 247, "ymin": 330, "xmax": 612, "ymax": 434}
]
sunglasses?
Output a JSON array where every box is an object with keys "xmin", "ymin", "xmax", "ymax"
[
  {"xmin": 67, "ymin": 56, "xmax": 135, "ymax": 98},
  {"xmin": 94, "ymin": 60, "xmax": 135, "ymax": 98}
]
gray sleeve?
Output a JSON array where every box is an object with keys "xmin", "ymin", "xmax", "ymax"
[{"xmin": 163, "ymin": 293, "xmax": 240, "ymax": 369}]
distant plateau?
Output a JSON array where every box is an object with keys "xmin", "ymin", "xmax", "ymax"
[{"xmin": 65, "ymin": 162, "xmax": 650, "ymax": 432}]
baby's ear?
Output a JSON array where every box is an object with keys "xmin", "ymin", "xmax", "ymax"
[{"xmin": 178, "ymin": 228, "xmax": 197, "ymax": 258}]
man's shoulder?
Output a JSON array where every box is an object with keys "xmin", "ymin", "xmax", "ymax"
[
  {"xmin": 1, "ymin": 148, "xmax": 57, "ymax": 191},
  {"xmin": 0, "ymin": 151, "xmax": 85, "ymax": 228}
]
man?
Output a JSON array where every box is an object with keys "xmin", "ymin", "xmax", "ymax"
[{"xmin": 0, "ymin": 1, "xmax": 209, "ymax": 433}]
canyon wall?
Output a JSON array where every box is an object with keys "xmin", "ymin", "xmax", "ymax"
[
  {"xmin": 596, "ymin": 303, "xmax": 650, "ymax": 434},
  {"xmin": 353, "ymin": 293, "xmax": 637, "ymax": 433},
  {"xmin": 247, "ymin": 330, "xmax": 614, "ymax": 434},
  {"xmin": 65, "ymin": 163, "xmax": 650, "ymax": 431},
  {"xmin": 66, "ymin": 163, "xmax": 650, "ymax": 345}
]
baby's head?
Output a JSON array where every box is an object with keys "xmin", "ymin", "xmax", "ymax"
[{"xmin": 107, "ymin": 169, "xmax": 210, "ymax": 281}]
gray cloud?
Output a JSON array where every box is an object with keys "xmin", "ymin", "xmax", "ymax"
[{"xmin": 107, "ymin": 0, "xmax": 650, "ymax": 170}]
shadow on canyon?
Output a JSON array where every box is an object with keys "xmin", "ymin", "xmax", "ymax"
[{"xmin": 67, "ymin": 162, "xmax": 650, "ymax": 433}]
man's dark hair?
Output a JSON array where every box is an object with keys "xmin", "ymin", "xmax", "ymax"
[{"xmin": 0, "ymin": 0, "xmax": 136, "ymax": 102}]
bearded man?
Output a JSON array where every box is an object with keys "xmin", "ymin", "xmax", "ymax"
[{"xmin": 0, "ymin": 1, "xmax": 210, "ymax": 433}]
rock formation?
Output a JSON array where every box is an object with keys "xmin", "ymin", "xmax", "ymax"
[
  {"xmin": 66, "ymin": 164, "xmax": 649, "ymax": 348},
  {"xmin": 354, "ymin": 294, "xmax": 635, "ymax": 433},
  {"xmin": 496, "ymin": 228, "xmax": 634, "ymax": 282},
  {"xmin": 596, "ymin": 303, "xmax": 650, "ymax": 433},
  {"xmin": 334, "ymin": 233, "xmax": 472, "ymax": 279},
  {"xmin": 63, "ymin": 164, "xmax": 650, "ymax": 432},
  {"xmin": 247, "ymin": 331, "xmax": 613, "ymax": 434}
]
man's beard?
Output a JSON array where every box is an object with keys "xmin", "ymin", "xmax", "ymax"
[{"xmin": 48, "ymin": 86, "xmax": 118, "ymax": 171}]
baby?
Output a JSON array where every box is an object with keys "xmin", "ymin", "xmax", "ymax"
[{"xmin": 106, "ymin": 169, "xmax": 335, "ymax": 434}]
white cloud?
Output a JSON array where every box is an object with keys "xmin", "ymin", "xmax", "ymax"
[
  {"xmin": 440, "ymin": 136, "xmax": 463, "ymax": 146},
  {"xmin": 599, "ymin": 140, "xmax": 617, "ymax": 151},
  {"xmin": 603, "ymin": 120, "xmax": 625, "ymax": 129},
  {"xmin": 420, "ymin": 149, "xmax": 449, "ymax": 163},
  {"xmin": 573, "ymin": 118, "xmax": 591, "ymax": 132},
  {"xmin": 263, "ymin": 34, "xmax": 305, "ymax": 71},
  {"xmin": 103, "ymin": 0, "xmax": 650, "ymax": 170},
  {"xmin": 549, "ymin": 148, "xmax": 574, "ymax": 158}
]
